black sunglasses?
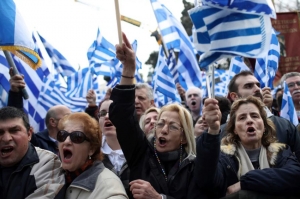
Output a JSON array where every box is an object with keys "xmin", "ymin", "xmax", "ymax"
[{"xmin": 57, "ymin": 130, "xmax": 90, "ymax": 144}]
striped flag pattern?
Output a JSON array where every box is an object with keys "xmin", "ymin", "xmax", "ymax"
[{"xmin": 281, "ymin": 82, "xmax": 298, "ymax": 126}]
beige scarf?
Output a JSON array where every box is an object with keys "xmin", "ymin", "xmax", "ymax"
[{"xmin": 236, "ymin": 143, "xmax": 270, "ymax": 180}]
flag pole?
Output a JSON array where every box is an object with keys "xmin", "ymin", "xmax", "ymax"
[
  {"xmin": 211, "ymin": 65, "xmax": 215, "ymax": 98},
  {"xmin": 114, "ymin": 0, "xmax": 123, "ymax": 45},
  {"xmin": 3, "ymin": 50, "xmax": 29, "ymax": 99}
]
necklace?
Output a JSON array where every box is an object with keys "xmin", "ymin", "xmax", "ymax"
[{"xmin": 153, "ymin": 137, "xmax": 183, "ymax": 182}]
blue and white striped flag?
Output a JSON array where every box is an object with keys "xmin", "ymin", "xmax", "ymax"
[
  {"xmin": 189, "ymin": 6, "xmax": 272, "ymax": 68},
  {"xmin": 153, "ymin": 47, "xmax": 181, "ymax": 106},
  {"xmin": 228, "ymin": 56, "xmax": 251, "ymax": 79},
  {"xmin": 281, "ymin": 82, "xmax": 298, "ymax": 126},
  {"xmin": 151, "ymin": 0, "xmax": 202, "ymax": 89},
  {"xmin": 0, "ymin": 0, "xmax": 41, "ymax": 69},
  {"xmin": 32, "ymin": 32, "xmax": 50, "ymax": 77},
  {"xmin": 254, "ymin": 28, "xmax": 280, "ymax": 89},
  {"xmin": 37, "ymin": 32, "xmax": 76, "ymax": 77},
  {"xmin": 202, "ymin": 0, "xmax": 276, "ymax": 18}
]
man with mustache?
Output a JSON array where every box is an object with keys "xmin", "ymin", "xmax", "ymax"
[
  {"xmin": 280, "ymin": 72, "xmax": 300, "ymax": 123},
  {"xmin": 219, "ymin": 70, "xmax": 300, "ymax": 161}
]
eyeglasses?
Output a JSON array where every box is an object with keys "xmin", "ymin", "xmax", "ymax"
[
  {"xmin": 287, "ymin": 81, "xmax": 300, "ymax": 88},
  {"xmin": 98, "ymin": 110, "xmax": 108, "ymax": 118},
  {"xmin": 57, "ymin": 130, "xmax": 90, "ymax": 144},
  {"xmin": 155, "ymin": 121, "xmax": 183, "ymax": 133}
]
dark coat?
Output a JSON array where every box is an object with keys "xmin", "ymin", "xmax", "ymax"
[
  {"xmin": 31, "ymin": 129, "xmax": 58, "ymax": 154},
  {"xmin": 109, "ymin": 85, "xmax": 195, "ymax": 199},
  {"xmin": 220, "ymin": 115, "xmax": 300, "ymax": 161},
  {"xmin": 191, "ymin": 133, "xmax": 300, "ymax": 198}
]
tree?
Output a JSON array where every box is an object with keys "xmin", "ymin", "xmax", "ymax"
[{"xmin": 145, "ymin": 51, "xmax": 158, "ymax": 68}]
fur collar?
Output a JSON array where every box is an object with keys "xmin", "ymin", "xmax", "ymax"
[{"xmin": 221, "ymin": 142, "xmax": 286, "ymax": 166}]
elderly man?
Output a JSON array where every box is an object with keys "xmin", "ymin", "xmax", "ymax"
[
  {"xmin": 220, "ymin": 70, "xmax": 300, "ymax": 160},
  {"xmin": 0, "ymin": 106, "xmax": 64, "ymax": 198},
  {"xmin": 135, "ymin": 83, "xmax": 155, "ymax": 120},
  {"xmin": 185, "ymin": 87, "xmax": 202, "ymax": 125},
  {"xmin": 280, "ymin": 72, "xmax": 300, "ymax": 121},
  {"xmin": 8, "ymin": 68, "xmax": 71, "ymax": 154}
]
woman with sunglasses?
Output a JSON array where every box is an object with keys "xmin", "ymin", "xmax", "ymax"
[
  {"xmin": 98, "ymin": 99, "xmax": 133, "ymax": 199},
  {"xmin": 109, "ymin": 33, "xmax": 197, "ymax": 199},
  {"xmin": 57, "ymin": 112, "xmax": 128, "ymax": 199}
]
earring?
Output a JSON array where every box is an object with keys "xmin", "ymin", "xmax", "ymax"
[{"xmin": 89, "ymin": 156, "xmax": 91, "ymax": 160}]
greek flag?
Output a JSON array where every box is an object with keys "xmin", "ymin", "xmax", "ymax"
[
  {"xmin": 0, "ymin": 0, "xmax": 41, "ymax": 69},
  {"xmin": 281, "ymin": 82, "xmax": 298, "ymax": 126},
  {"xmin": 228, "ymin": 56, "xmax": 251, "ymax": 79},
  {"xmin": 37, "ymin": 32, "xmax": 76, "ymax": 77},
  {"xmin": 32, "ymin": 32, "xmax": 50, "ymax": 77},
  {"xmin": 151, "ymin": 0, "xmax": 201, "ymax": 89},
  {"xmin": 202, "ymin": 0, "xmax": 276, "ymax": 18},
  {"xmin": 153, "ymin": 47, "xmax": 181, "ymax": 106},
  {"xmin": 254, "ymin": 28, "xmax": 280, "ymax": 89},
  {"xmin": 189, "ymin": 6, "xmax": 272, "ymax": 67}
]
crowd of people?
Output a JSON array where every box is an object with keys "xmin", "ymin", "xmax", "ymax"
[{"xmin": 1, "ymin": 32, "xmax": 300, "ymax": 199}]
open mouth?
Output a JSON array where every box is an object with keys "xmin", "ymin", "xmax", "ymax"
[
  {"xmin": 247, "ymin": 127, "xmax": 255, "ymax": 134},
  {"xmin": 1, "ymin": 146, "xmax": 13, "ymax": 156},
  {"xmin": 158, "ymin": 137, "xmax": 167, "ymax": 145},
  {"xmin": 292, "ymin": 90, "xmax": 300, "ymax": 95},
  {"xmin": 104, "ymin": 121, "xmax": 113, "ymax": 127},
  {"xmin": 63, "ymin": 149, "xmax": 73, "ymax": 160}
]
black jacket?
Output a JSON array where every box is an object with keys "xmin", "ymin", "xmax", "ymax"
[
  {"xmin": 109, "ymin": 85, "xmax": 195, "ymax": 199},
  {"xmin": 220, "ymin": 115, "xmax": 300, "ymax": 161},
  {"xmin": 191, "ymin": 133, "xmax": 300, "ymax": 198},
  {"xmin": 103, "ymin": 155, "xmax": 133, "ymax": 199}
]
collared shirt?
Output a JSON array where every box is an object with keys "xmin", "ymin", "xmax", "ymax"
[{"xmin": 101, "ymin": 137, "xmax": 126, "ymax": 172}]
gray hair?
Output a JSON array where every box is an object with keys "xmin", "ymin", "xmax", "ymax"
[
  {"xmin": 136, "ymin": 83, "xmax": 154, "ymax": 101},
  {"xmin": 280, "ymin": 72, "xmax": 300, "ymax": 87},
  {"xmin": 185, "ymin": 86, "xmax": 202, "ymax": 100}
]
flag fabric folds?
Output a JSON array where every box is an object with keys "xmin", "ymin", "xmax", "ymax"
[
  {"xmin": 0, "ymin": 0, "xmax": 41, "ymax": 69},
  {"xmin": 189, "ymin": 6, "xmax": 272, "ymax": 68},
  {"xmin": 281, "ymin": 82, "xmax": 298, "ymax": 126},
  {"xmin": 150, "ymin": 0, "xmax": 202, "ymax": 89}
]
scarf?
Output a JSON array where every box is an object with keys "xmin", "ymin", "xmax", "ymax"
[
  {"xmin": 236, "ymin": 143, "xmax": 270, "ymax": 180},
  {"xmin": 65, "ymin": 159, "xmax": 94, "ymax": 186}
]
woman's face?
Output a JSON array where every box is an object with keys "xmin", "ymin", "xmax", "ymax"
[
  {"xmin": 234, "ymin": 103, "xmax": 264, "ymax": 150},
  {"xmin": 194, "ymin": 117, "xmax": 208, "ymax": 137},
  {"xmin": 58, "ymin": 121, "xmax": 94, "ymax": 172},
  {"xmin": 98, "ymin": 100, "xmax": 116, "ymax": 137},
  {"xmin": 144, "ymin": 111, "xmax": 158, "ymax": 136},
  {"xmin": 155, "ymin": 111, "xmax": 186, "ymax": 153}
]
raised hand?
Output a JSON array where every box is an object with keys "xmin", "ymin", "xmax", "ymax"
[
  {"xmin": 129, "ymin": 179, "xmax": 161, "ymax": 199},
  {"xmin": 9, "ymin": 67, "xmax": 25, "ymax": 92},
  {"xmin": 115, "ymin": 32, "xmax": 136, "ymax": 85},
  {"xmin": 262, "ymin": 87, "xmax": 273, "ymax": 109},
  {"xmin": 86, "ymin": 89, "xmax": 96, "ymax": 106},
  {"xmin": 202, "ymin": 98, "xmax": 221, "ymax": 135}
]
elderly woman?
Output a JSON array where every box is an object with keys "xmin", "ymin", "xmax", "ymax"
[
  {"xmin": 98, "ymin": 99, "xmax": 132, "ymax": 199},
  {"xmin": 139, "ymin": 107, "xmax": 160, "ymax": 137},
  {"xmin": 57, "ymin": 112, "xmax": 128, "ymax": 199},
  {"xmin": 109, "ymin": 33, "xmax": 196, "ymax": 199},
  {"xmin": 191, "ymin": 96, "xmax": 300, "ymax": 198}
]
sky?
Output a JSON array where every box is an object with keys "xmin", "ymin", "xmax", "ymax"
[{"xmin": 14, "ymin": 0, "xmax": 194, "ymax": 81}]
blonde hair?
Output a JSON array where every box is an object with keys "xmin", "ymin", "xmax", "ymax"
[
  {"xmin": 58, "ymin": 112, "xmax": 103, "ymax": 161},
  {"xmin": 139, "ymin": 107, "xmax": 160, "ymax": 132},
  {"xmin": 155, "ymin": 104, "xmax": 196, "ymax": 159}
]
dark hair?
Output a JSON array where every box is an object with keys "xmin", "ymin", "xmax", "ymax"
[
  {"xmin": 228, "ymin": 70, "xmax": 254, "ymax": 93},
  {"xmin": 223, "ymin": 96, "xmax": 277, "ymax": 147},
  {"xmin": 58, "ymin": 112, "xmax": 103, "ymax": 161},
  {"xmin": 0, "ymin": 106, "xmax": 30, "ymax": 131}
]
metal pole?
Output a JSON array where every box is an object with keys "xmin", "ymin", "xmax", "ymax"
[{"xmin": 3, "ymin": 50, "xmax": 29, "ymax": 99}]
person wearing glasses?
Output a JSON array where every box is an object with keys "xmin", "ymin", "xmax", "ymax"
[
  {"xmin": 57, "ymin": 112, "xmax": 128, "ymax": 199},
  {"xmin": 109, "ymin": 33, "xmax": 196, "ymax": 199},
  {"xmin": 191, "ymin": 96, "xmax": 300, "ymax": 198},
  {"xmin": 280, "ymin": 72, "xmax": 300, "ymax": 123},
  {"xmin": 98, "ymin": 99, "xmax": 132, "ymax": 199}
]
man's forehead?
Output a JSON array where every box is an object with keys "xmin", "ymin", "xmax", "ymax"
[
  {"xmin": 135, "ymin": 88, "xmax": 148, "ymax": 96},
  {"xmin": 286, "ymin": 75, "xmax": 300, "ymax": 82},
  {"xmin": 236, "ymin": 75, "xmax": 259, "ymax": 86},
  {"xmin": 0, "ymin": 118, "xmax": 24, "ymax": 129}
]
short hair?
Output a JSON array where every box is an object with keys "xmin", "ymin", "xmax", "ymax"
[
  {"xmin": 222, "ymin": 96, "xmax": 277, "ymax": 147},
  {"xmin": 136, "ymin": 83, "xmax": 154, "ymax": 101},
  {"xmin": 58, "ymin": 112, "xmax": 103, "ymax": 161},
  {"xmin": 45, "ymin": 109, "xmax": 56, "ymax": 127},
  {"xmin": 185, "ymin": 87, "xmax": 202, "ymax": 100},
  {"xmin": 0, "ymin": 106, "xmax": 30, "ymax": 131},
  {"xmin": 228, "ymin": 70, "xmax": 254, "ymax": 93},
  {"xmin": 280, "ymin": 72, "xmax": 300, "ymax": 87},
  {"xmin": 155, "ymin": 104, "xmax": 196, "ymax": 159},
  {"xmin": 139, "ymin": 107, "xmax": 160, "ymax": 132}
]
